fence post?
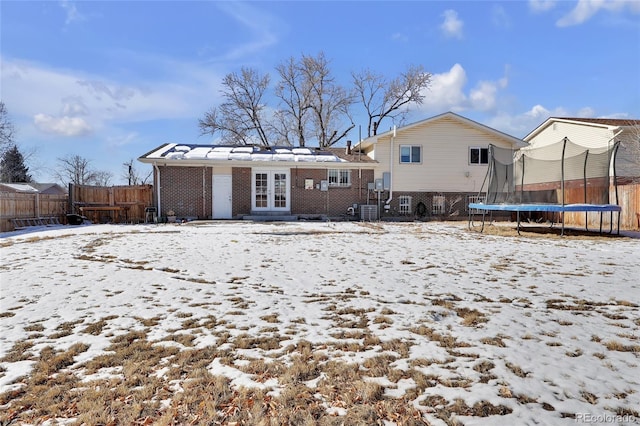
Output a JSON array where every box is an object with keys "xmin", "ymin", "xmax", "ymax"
[{"xmin": 68, "ymin": 183, "xmax": 74, "ymax": 214}]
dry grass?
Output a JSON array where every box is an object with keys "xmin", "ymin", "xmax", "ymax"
[
  {"xmin": 603, "ymin": 340, "xmax": 640, "ymax": 352},
  {"xmin": 505, "ymin": 362, "xmax": 529, "ymax": 378},
  {"xmin": 456, "ymin": 307, "xmax": 488, "ymax": 327},
  {"xmin": 3, "ymin": 223, "xmax": 636, "ymax": 424},
  {"xmin": 0, "ymin": 328, "xmax": 437, "ymax": 425}
]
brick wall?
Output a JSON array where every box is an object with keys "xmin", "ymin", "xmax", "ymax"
[
  {"xmin": 379, "ymin": 191, "xmax": 485, "ymax": 219},
  {"xmin": 232, "ymin": 167, "xmax": 252, "ymax": 216},
  {"xmin": 290, "ymin": 168, "xmax": 375, "ymax": 216},
  {"xmin": 159, "ymin": 165, "xmax": 376, "ymax": 219},
  {"xmin": 158, "ymin": 166, "xmax": 211, "ymax": 219}
]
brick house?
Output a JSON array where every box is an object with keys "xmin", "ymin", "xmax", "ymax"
[{"xmin": 138, "ymin": 144, "xmax": 377, "ymax": 220}]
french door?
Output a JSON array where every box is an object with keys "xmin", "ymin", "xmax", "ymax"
[{"xmin": 252, "ymin": 169, "xmax": 290, "ymax": 212}]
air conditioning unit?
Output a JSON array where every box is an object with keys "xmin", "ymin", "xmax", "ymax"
[{"xmin": 360, "ymin": 205, "xmax": 378, "ymax": 221}]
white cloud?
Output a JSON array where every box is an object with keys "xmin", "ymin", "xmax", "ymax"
[
  {"xmin": 418, "ymin": 64, "xmax": 510, "ymax": 114},
  {"xmin": 491, "ymin": 5, "xmax": 512, "ymax": 29},
  {"xmin": 529, "ymin": 0, "xmax": 557, "ymax": 13},
  {"xmin": 440, "ymin": 10, "xmax": 464, "ymax": 39},
  {"xmin": 557, "ymin": 0, "xmax": 640, "ymax": 27},
  {"xmin": 59, "ymin": 0, "xmax": 85, "ymax": 25},
  {"xmin": 61, "ymin": 96, "xmax": 88, "ymax": 116},
  {"xmin": 0, "ymin": 56, "xmax": 223, "ymax": 139},
  {"xmin": 486, "ymin": 104, "xmax": 572, "ymax": 138},
  {"xmin": 34, "ymin": 114, "xmax": 92, "ymax": 137},
  {"xmin": 420, "ymin": 63, "xmax": 468, "ymax": 112},
  {"xmin": 106, "ymin": 132, "xmax": 139, "ymax": 148},
  {"xmin": 213, "ymin": 2, "xmax": 281, "ymax": 62},
  {"xmin": 469, "ymin": 81, "xmax": 500, "ymax": 111},
  {"xmin": 577, "ymin": 106, "xmax": 596, "ymax": 117},
  {"xmin": 77, "ymin": 80, "xmax": 136, "ymax": 103}
]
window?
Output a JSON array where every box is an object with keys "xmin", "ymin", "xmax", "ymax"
[
  {"xmin": 328, "ymin": 169, "xmax": 351, "ymax": 187},
  {"xmin": 469, "ymin": 147, "xmax": 489, "ymax": 165},
  {"xmin": 467, "ymin": 195, "xmax": 485, "ymax": 213},
  {"xmin": 399, "ymin": 195, "xmax": 412, "ymax": 215},
  {"xmin": 400, "ymin": 145, "xmax": 421, "ymax": 163},
  {"xmin": 432, "ymin": 195, "xmax": 445, "ymax": 215}
]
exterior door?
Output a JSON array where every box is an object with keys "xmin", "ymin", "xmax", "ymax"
[
  {"xmin": 252, "ymin": 169, "xmax": 290, "ymax": 212},
  {"xmin": 212, "ymin": 175, "xmax": 232, "ymax": 219}
]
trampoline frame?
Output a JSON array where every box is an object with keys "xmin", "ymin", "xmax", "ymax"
[{"xmin": 468, "ymin": 202, "xmax": 622, "ymax": 236}]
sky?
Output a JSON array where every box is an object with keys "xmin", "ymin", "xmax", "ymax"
[
  {"xmin": 1, "ymin": 0, "xmax": 639, "ymax": 185},
  {"xmin": 1, "ymin": 221, "xmax": 639, "ymax": 424}
]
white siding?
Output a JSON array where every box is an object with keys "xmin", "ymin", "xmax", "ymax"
[
  {"xmin": 527, "ymin": 121, "xmax": 638, "ymax": 178},
  {"xmin": 528, "ymin": 122, "xmax": 616, "ymax": 149},
  {"xmin": 372, "ymin": 116, "xmax": 519, "ymax": 192}
]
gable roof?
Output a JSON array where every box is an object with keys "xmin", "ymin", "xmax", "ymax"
[
  {"xmin": 0, "ymin": 183, "xmax": 39, "ymax": 193},
  {"xmin": 31, "ymin": 183, "xmax": 67, "ymax": 194},
  {"xmin": 0, "ymin": 182, "xmax": 66, "ymax": 194},
  {"xmin": 356, "ymin": 111, "xmax": 526, "ymax": 149},
  {"xmin": 524, "ymin": 117, "xmax": 640, "ymax": 141}
]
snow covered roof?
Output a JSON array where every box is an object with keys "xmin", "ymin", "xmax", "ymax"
[
  {"xmin": 139, "ymin": 144, "xmax": 350, "ymax": 164},
  {"xmin": 0, "ymin": 182, "xmax": 66, "ymax": 194},
  {"xmin": 0, "ymin": 183, "xmax": 40, "ymax": 193}
]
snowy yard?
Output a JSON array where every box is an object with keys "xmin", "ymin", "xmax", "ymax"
[{"xmin": 0, "ymin": 221, "xmax": 639, "ymax": 425}]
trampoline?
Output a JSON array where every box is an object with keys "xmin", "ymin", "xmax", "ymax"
[{"xmin": 468, "ymin": 137, "xmax": 621, "ymax": 236}]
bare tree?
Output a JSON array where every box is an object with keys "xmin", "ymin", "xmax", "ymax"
[
  {"xmin": 199, "ymin": 67, "xmax": 272, "ymax": 146},
  {"xmin": 92, "ymin": 170, "xmax": 113, "ymax": 186},
  {"xmin": 123, "ymin": 159, "xmax": 152, "ymax": 185},
  {"xmin": 353, "ymin": 64, "xmax": 432, "ymax": 137},
  {"xmin": 273, "ymin": 57, "xmax": 312, "ymax": 146},
  {"xmin": 56, "ymin": 155, "xmax": 99, "ymax": 186},
  {"xmin": 0, "ymin": 101, "xmax": 16, "ymax": 157},
  {"xmin": 299, "ymin": 52, "xmax": 355, "ymax": 148}
]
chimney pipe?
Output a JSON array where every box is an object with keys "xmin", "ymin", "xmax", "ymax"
[{"xmin": 346, "ymin": 140, "xmax": 352, "ymax": 155}]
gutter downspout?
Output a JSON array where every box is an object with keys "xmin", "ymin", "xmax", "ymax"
[
  {"xmin": 385, "ymin": 125, "xmax": 396, "ymax": 208},
  {"xmin": 202, "ymin": 167, "xmax": 206, "ymax": 219},
  {"xmin": 153, "ymin": 162, "xmax": 161, "ymax": 216}
]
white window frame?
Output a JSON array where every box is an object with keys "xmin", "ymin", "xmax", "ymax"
[
  {"xmin": 328, "ymin": 169, "xmax": 351, "ymax": 187},
  {"xmin": 400, "ymin": 145, "xmax": 421, "ymax": 164},
  {"xmin": 467, "ymin": 195, "xmax": 485, "ymax": 213},
  {"xmin": 399, "ymin": 195, "xmax": 412, "ymax": 215},
  {"xmin": 432, "ymin": 195, "xmax": 445, "ymax": 215},
  {"xmin": 469, "ymin": 147, "xmax": 489, "ymax": 165}
]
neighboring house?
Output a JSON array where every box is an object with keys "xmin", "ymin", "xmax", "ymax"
[
  {"xmin": 523, "ymin": 117, "xmax": 640, "ymax": 182},
  {"xmin": 138, "ymin": 144, "xmax": 377, "ymax": 220},
  {"xmin": 0, "ymin": 183, "xmax": 68, "ymax": 232},
  {"xmin": 0, "ymin": 182, "xmax": 66, "ymax": 195},
  {"xmin": 355, "ymin": 111, "xmax": 526, "ymax": 218}
]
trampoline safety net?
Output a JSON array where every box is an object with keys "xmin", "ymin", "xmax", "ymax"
[{"xmin": 480, "ymin": 137, "xmax": 619, "ymax": 206}]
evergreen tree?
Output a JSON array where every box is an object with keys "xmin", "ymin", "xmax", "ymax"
[{"xmin": 0, "ymin": 145, "xmax": 31, "ymax": 182}]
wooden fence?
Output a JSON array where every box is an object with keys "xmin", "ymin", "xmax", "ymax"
[
  {"xmin": 0, "ymin": 184, "xmax": 154, "ymax": 232},
  {"xmin": 0, "ymin": 192, "xmax": 67, "ymax": 232},
  {"xmin": 561, "ymin": 182, "xmax": 640, "ymax": 231},
  {"xmin": 70, "ymin": 184, "xmax": 153, "ymax": 225}
]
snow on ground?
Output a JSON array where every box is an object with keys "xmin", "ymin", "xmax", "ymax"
[{"xmin": 0, "ymin": 221, "xmax": 639, "ymax": 425}]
